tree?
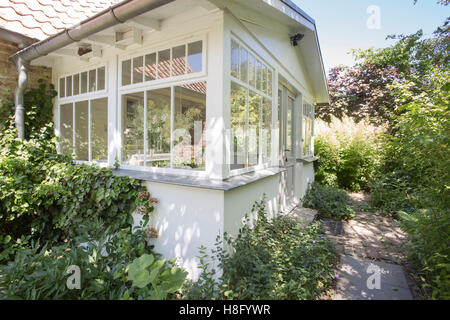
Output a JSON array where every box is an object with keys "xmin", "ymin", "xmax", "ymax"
[{"xmin": 318, "ymin": 19, "xmax": 449, "ymax": 126}]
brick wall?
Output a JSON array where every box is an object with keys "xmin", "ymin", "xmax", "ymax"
[{"xmin": 0, "ymin": 39, "xmax": 52, "ymax": 102}]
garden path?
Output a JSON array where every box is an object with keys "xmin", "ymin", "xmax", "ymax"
[{"xmin": 321, "ymin": 193, "xmax": 418, "ymax": 300}]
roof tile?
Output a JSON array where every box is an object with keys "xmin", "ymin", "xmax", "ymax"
[{"xmin": 0, "ymin": 0, "xmax": 122, "ymax": 40}]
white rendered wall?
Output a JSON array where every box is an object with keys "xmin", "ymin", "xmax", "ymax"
[
  {"xmin": 223, "ymin": 174, "xmax": 280, "ymax": 238},
  {"xmin": 133, "ymin": 181, "xmax": 225, "ymax": 281}
]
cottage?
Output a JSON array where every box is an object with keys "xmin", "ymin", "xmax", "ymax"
[{"xmin": 6, "ymin": 0, "xmax": 329, "ymax": 279}]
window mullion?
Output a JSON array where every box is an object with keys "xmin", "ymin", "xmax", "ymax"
[
  {"xmin": 72, "ymin": 102, "xmax": 76, "ymax": 157},
  {"xmin": 88, "ymin": 100, "xmax": 92, "ymax": 161},
  {"xmin": 144, "ymin": 91, "xmax": 148, "ymax": 167},
  {"xmin": 245, "ymin": 88, "xmax": 249, "ymax": 168},
  {"xmin": 170, "ymin": 86, "xmax": 174, "ymax": 168}
]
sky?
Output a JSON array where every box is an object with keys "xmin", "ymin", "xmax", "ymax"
[{"xmin": 292, "ymin": 0, "xmax": 449, "ymax": 72}]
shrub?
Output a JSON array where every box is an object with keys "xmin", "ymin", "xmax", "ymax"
[
  {"xmin": 184, "ymin": 198, "xmax": 337, "ymax": 300},
  {"xmin": 302, "ymin": 183, "xmax": 355, "ymax": 221},
  {"xmin": 314, "ymin": 116, "xmax": 383, "ymax": 191},
  {"xmin": 0, "ymin": 120, "xmax": 148, "ymax": 254},
  {"xmin": 0, "ymin": 219, "xmax": 187, "ymax": 300},
  {"xmin": 314, "ymin": 136, "xmax": 339, "ymax": 188},
  {"xmin": 399, "ymin": 209, "xmax": 450, "ymax": 299}
]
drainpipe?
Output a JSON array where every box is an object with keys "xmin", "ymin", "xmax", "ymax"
[
  {"xmin": 14, "ymin": 57, "xmax": 29, "ymax": 139},
  {"xmin": 9, "ymin": 0, "xmax": 173, "ymax": 139}
]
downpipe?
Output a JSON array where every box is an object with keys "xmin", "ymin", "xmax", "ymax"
[{"xmin": 14, "ymin": 57, "xmax": 29, "ymax": 140}]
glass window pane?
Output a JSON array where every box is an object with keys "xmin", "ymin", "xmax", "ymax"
[
  {"xmin": 89, "ymin": 69, "xmax": 96, "ymax": 92},
  {"xmin": 262, "ymin": 98, "xmax": 272, "ymax": 163},
  {"xmin": 286, "ymin": 97, "xmax": 294, "ymax": 153},
  {"xmin": 248, "ymin": 54, "xmax": 256, "ymax": 88},
  {"xmin": 97, "ymin": 67, "xmax": 105, "ymax": 91},
  {"xmin": 121, "ymin": 92, "xmax": 144, "ymax": 166},
  {"xmin": 157, "ymin": 49, "xmax": 171, "ymax": 79},
  {"xmin": 66, "ymin": 76, "xmax": 72, "ymax": 97},
  {"xmin": 256, "ymin": 60, "xmax": 263, "ymax": 91},
  {"xmin": 262, "ymin": 65, "xmax": 268, "ymax": 94},
  {"xmin": 75, "ymin": 100, "xmax": 89, "ymax": 161},
  {"xmin": 172, "ymin": 45, "xmax": 186, "ymax": 76},
  {"xmin": 303, "ymin": 118, "xmax": 307, "ymax": 155},
  {"xmin": 59, "ymin": 78, "xmax": 65, "ymax": 98},
  {"xmin": 146, "ymin": 88, "xmax": 171, "ymax": 168},
  {"xmin": 267, "ymin": 69, "xmax": 273, "ymax": 97},
  {"xmin": 60, "ymin": 103, "xmax": 73, "ymax": 154},
  {"xmin": 121, "ymin": 59, "xmax": 131, "ymax": 86},
  {"xmin": 187, "ymin": 41, "xmax": 202, "ymax": 73},
  {"xmin": 145, "ymin": 53, "xmax": 157, "ymax": 81},
  {"xmin": 73, "ymin": 74, "xmax": 80, "ymax": 95},
  {"xmin": 230, "ymin": 82, "xmax": 247, "ymax": 170},
  {"xmin": 240, "ymin": 47, "xmax": 248, "ymax": 83},
  {"xmin": 91, "ymin": 98, "xmax": 108, "ymax": 161},
  {"xmin": 248, "ymin": 91, "xmax": 261, "ymax": 167},
  {"xmin": 133, "ymin": 56, "xmax": 143, "ymax": 84},
  {"xmin": 173, "ymin": 82, "xmax": 207, "ymax": 169},
  {"xmin": 230, "ymin": 40, "xmax": 239, "ymax": 78},
  {"xmin": 81, "ymin": 71, "xmax": 88, "ymax": 93}
]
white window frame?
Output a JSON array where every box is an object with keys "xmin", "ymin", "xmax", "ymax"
[
  {"xmin": 229, "ymin": 36, "xmax": 274, "ymax": 176},
  {"xmin": 118, "ymin": 35, "xmax": 207, "ymax": 93},
  {"xmin": 57, "ymin": 63, "xmax": 109, "ymax": 163},
  {"xmin": 118, "ymin": 77, "xmax": 208, "ymax": 177},
  {"xmin": 301, "ymin": 99, "xmax": 315, "ymax": 158},
  {"xmin": 58, "ymin": 64, "xmax": 108, "ymax": 103}
]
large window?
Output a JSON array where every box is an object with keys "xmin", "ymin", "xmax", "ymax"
[
  {"xmin": 230, "ymin": 39, "xmax": 273, "ymax": 170},
  {"xmin": 121, "ymin": 40, "xmax": 203, "ymax": 86},
  {"xmin": 121, "ymin": 81, "xmax": 206, "ymax": 170},
  {"xmin": 302, "ymin": 102, "xmax": 314, "ymax": 157},
  {"xmin": 59, "ymin": 97, "xmax": 108, "ymax": 162}
]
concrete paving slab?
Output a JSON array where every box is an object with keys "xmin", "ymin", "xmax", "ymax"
[{"xmin": 334, "ymin": 255, "xmax": 413, "ymax": 300}]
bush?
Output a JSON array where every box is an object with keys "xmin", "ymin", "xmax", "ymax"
[
  {"xmin": 314, "ymin": 116, "xmax": 382, "ymax": 191},
  {"xmin": 184, "ymin": 198, "xmax": 337, "ymax": 300},
  {"xmin": 0, "ymin": 120, "xmax": 147, "ymax": 253},
  {"xmin": 399, "ymin": 209, "xmax": 450, "ymax": 299},
  {"xmin": 302, "ymin": 183, "xmax": 355, "ymax": 221},
  {"xmin": 370, "ymin": 68, "xmax": 450, "ymax": 299},
  {"xmin": 0, "ymin": 218, "xmax": 187, "ymax": 300}
]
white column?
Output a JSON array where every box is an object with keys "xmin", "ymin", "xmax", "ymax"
[{"xmin": 205, "ymin": 16, "xmax": 229, "ymax": 180}]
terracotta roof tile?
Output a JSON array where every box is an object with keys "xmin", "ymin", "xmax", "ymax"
[{"xmin": 0, "ymin": 0, "xmax": 123, "ymax": 41}]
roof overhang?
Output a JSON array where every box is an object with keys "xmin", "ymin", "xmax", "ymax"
[
  {"xmin": 214, "ymin": 0, "xmax": 329, "ymax": 104},
  {"xmin": 264, "ymin": 0, "xmax": 329, "ymax": 104}
]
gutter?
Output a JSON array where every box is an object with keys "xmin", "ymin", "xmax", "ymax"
[
  {"xmin": 9, "ymin": 0, "xmax": 174, "ymax": 139},
  {"xmin": 0, "ymin": 26, "xmax": 37, "ymax": 48}
]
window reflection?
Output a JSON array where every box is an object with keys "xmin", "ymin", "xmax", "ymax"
[
  {"xmin": 173, "ymin": 82, "xmax": 206, "ymax": 169},
  {"xmin": 122, "ymin": 92, "xmax": 144, "ymax": 166},
  {"xmin": 146, "ymin": 88, "xmax": 171, "ymax": 168}
]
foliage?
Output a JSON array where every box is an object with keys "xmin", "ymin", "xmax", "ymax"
[
  {"xmin": 303, "ymin": 183, "xmax": 355, "ymax": 221},
  {"xmin": 184, "ymin": 198, "xmax": 337, "ymax": 300},
  {"xmin": 318, "ymin": 19, "xmax": 449, "ymax": 126},
  {"xmin": 0, "ymin": 122, "xmax": 149, "ymax": 251},
  {"xmin": 399, "ymin": 209, "xmax": 450, "ymax": 299},
  {"xmin": 127, "ymin": 253, "xmax": 187, "ymax": 300},
  {"xmin": 0, "ymin": 79, "xmax": 56, "ymax": 138},
  {"xmin": 314, "ymin": 116, "xmax": 382, "ymax": 191},
  {"xmin": 0, "ymin": 219, "xmax": 187, "ymax": 300}
]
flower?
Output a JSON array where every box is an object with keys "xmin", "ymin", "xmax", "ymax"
[
  {"xmin": 138, "ymin": 191, "xmax": 150, "ymax": 200},
  {"xmin": 149, "ymin": 197, "xmax": 159, "ymax": 204},
  {"xmin": 145, "ymin": 226, "xmax": 159, "ymax": 238},
  {"xmin": 313, "ymin": 240, "xmax": 316, "ymax": 244},
  {"xmin": 335, "ymin": 274, "xmax": 339, "ymax": 279},
  {"xmin": 136, "ymin": 205, "xmax": 148, "ymax": 215}
]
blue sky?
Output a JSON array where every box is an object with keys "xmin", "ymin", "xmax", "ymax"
[{"xmin": 292, "ymin": 0, "xmax": 449, "ymax": 71}]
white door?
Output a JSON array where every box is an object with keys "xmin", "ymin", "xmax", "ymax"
[{"xmin": 279, "ymin": 86, "xmax": 296, "ymax": 210}]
